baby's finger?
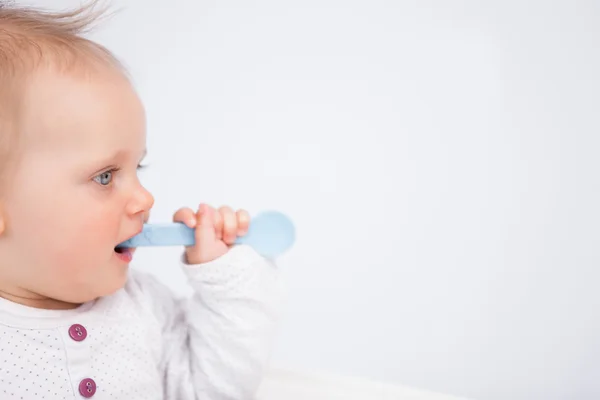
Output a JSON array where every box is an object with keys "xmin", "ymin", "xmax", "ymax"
[
  {"xmin": 195, "ymin": 204, "xmax": 216, "ymax": 244},
  {"xmin": 219, "ymin": 206, "xmax": 237, "ymax": 245},
  {"xmin": 172, "ymin": 207, "xmax": 197, "ymax": 228},
  {"xmin": 213, "ymin": 207, "xmax": 223, "ymax": 240},
  {"xmin": 236, "ymin": 209, "xmax": 250, "ymax": 236}
]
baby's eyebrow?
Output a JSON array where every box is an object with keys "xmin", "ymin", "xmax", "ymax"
[
  {"xmin": 94, "ymin": 150, "xmax": 127, "ymax": 166},
  {"xmin": 91, "ymin": 149, "xmax": 147, "ymax": 169}
]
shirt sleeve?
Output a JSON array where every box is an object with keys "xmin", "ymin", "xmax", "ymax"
[{"xmin": 128, "ymin": 244, "xmax": 284, "ymax": 400}]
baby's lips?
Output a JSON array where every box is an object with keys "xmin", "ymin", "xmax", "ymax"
[{"xmin": 117, "ymin": 227, "xmax": 144, "ymax": 248}]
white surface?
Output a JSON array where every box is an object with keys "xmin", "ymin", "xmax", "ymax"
[
  {"xmin": 16, "ymin": 0, "xmax": 600, "ymax": 399},
  {"xmin": 257, "ymin": 369, "xmax": 471, "ymax": 400}
]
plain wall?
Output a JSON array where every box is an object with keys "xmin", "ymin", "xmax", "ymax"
[{"xmin": 17, "ymin": 0, "xmax": 600, "ymax": 399}]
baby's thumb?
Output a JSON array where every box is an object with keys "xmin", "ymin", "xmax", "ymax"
[{"xmin": 172, "ymin": 207, "xmax": 197, "ymax": 228}]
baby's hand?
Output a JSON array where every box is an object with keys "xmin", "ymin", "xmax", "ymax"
[{"xmin": 173, "ymin": 204, "xmax": 250, "ymax": 264}]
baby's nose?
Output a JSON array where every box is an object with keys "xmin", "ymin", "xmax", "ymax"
[
  {"xmin": 140, "ymin": 187, "xmax": 155, "ymax": 211},
  {"xmin": 126, "ymin": 184, "xmax": 154, "ymax": 216},
  {"xmin": 143, "ymin": 210, "xmax": 151, "ymax": 223}
]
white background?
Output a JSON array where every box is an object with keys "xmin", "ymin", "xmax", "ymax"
[{"xmin": 19, "ymin": 0, "xmax": 600, "ymax": 399}]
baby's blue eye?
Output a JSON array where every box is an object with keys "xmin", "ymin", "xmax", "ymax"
[{"xmin": 93, "ymin": 171, "xmax": 113, "ymax": 186}]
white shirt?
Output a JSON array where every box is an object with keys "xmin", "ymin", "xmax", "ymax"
[{"xmin": 0, "ymin": 245, "xmax": 283, "ymax": 400}]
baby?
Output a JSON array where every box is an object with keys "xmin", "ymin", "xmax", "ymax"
[{"xmin": 0, "ymin": 2, "xmax": 282, "ymax": 400}]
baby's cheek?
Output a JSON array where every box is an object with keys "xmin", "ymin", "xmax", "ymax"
[
  {"xmin": 78, "ymin": 208, "xmax": 121, "ymax": 237},
  {"xmin": 50, "ymin": 214, "xmax": 119, "ymax": 260}
]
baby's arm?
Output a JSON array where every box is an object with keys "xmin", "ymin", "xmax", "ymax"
[
  {"xmin": 131, "ymin": 245, "xmax": 282, "ymax": 400},
  {"xmin": 131, "ymin": 204, "xmax": 283, "ymax": 399}
]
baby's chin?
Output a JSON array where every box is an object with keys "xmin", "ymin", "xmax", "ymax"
[
  {"xmin": 52, "ymin": 273, "xmax": 129, "ymax": 307},
  {"xmin": 89, "ymin": 270, "xmax": 130, "ymax": 301}
]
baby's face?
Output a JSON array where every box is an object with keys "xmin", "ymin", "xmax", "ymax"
[{"xmin": 0, "ymin": 67, "xmax": 154, "ymax": 306}]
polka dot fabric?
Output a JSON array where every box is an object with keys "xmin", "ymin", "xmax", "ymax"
[
  {"xmin": 89, "ymin": 303, "xmax": 162, "ymax": 398},
  {"xmin": 0, "ymin": 329, "xmax": 70, "ymax": 399},
  {"xmin": 0, "ymin": 245, "xmax": 282, "ymax": 399}
]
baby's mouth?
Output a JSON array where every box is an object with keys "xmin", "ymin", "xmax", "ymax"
[
  {"xmin": 113, "ymin": 246, "xmax": 136, "ymax": 263},
  {"xmin": 115, "ymin": 229, "xmax": 142, "ymax": 254}
]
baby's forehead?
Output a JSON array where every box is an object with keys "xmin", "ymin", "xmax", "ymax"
[{"xmin": 20, "ymin": 67, "xmax": 145, "ymax": 150}]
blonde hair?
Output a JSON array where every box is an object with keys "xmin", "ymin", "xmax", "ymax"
[{"xmin": 0, "ymin": 0, "xmax": 123, "ymax": 189}]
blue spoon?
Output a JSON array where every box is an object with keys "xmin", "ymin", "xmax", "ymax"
[{"xmin": 116, "ymin": 210, "xmax": 295, "ymax": 258}]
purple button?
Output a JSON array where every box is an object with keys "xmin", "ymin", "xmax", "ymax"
[
  {"xmin": 78, "ymin": 378, "xmax": 96, "ymax": 398},
  {"xmin": 68, "ymin": 324, "xmax": 87, "ymax": 342}
]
